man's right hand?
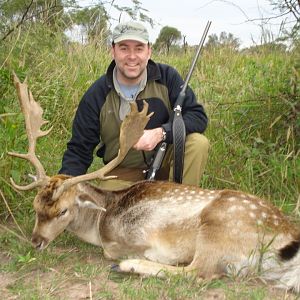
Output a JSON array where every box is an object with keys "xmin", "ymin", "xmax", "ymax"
[{"xmin": 133, "ymin": 128, "xmax": 164, "ymax": 151}]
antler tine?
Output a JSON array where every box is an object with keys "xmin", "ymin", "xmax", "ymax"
[
  {"xmin": 8, "ymin": 73, "xmax": 51, "ymax": 190},
  {"xmin": 53, "ymin": 101, "xmax": 153, "ymax": 199}
]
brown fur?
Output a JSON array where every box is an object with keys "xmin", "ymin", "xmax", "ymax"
[{"xmin": 31, "ymin": 178, "xmax": 300, "ymax": 293}]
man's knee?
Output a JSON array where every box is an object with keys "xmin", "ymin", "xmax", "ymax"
[{"xmin": 185, "ymin": 133, "xmax": 210, "ymax": 154}]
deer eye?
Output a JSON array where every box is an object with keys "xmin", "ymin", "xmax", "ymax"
[{"xmin": 59, "ymin": 209, "xmax": 68, "ymax": 217}]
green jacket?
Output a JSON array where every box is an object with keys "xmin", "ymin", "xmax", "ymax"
[{"xmin": 59, "ymin": 59, "xmax": 208, "ymax": 176}]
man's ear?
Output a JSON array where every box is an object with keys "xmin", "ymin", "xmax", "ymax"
[
  {"xmin": 148, "ymin": 45, "xmax": 152, "ymax": 59},
  {"xmin": 75, "ymin": 194, "xmax": 106, "ymax": 211},
  {"xmin": 111, "ymin": 46, "xmax": 115, "ymax": 59}
]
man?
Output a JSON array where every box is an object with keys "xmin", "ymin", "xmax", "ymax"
[{"xmin": 59, "ymin": 21, "xmax": 209, "ymax": 189}]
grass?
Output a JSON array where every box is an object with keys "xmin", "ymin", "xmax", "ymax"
[
  {"xmin": 1, "ymin": 223, "xmax": 299, "ymax": 299},
  {"xmin": 0, "ymin": 23, "xmax": 299, "ymax": 299},
  {"xmin": 0, "ymin": 230, "xmax": 290, "ymax": 299}
]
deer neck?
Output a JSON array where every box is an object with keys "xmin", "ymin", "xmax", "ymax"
[
  {"xmin": 66, "ymin": 183, "xmax": 119, "ymax": 246},
  {"xmin": 67, "ymin": 207, "xmax": 103, "ymax": 246}
]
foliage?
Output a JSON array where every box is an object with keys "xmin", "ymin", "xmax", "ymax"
[
  {"xmin": 0, "ymin": 0, "xmax": 74, "ymax": 40},
  {"xmin": 0, "ymin": 0, "xmax": 154, "ymax": 43},
  {"xmin": 69, "ymin": 4, "xmax": 109, "ymax": 44},
  {"xmin": 243, "ymin": 42, "xmax": 287, "ymax": 54},
  {"xmin": 269, "ymin": 0, "xmax": 300, "ymax": 41},
  {"xmin": 112, "ymin": 0, "xmax": 154, "ymax": 26},
  {"xmin": 1, "ymin": 22, "xmax": 299, "ymax": 215},
  {"xmin": 153, "ymin": 26, "xmax": 182, "ymax": 54},
  {"xmin": 206, "ymin": 31, "xmax": 241, "ymax": 50}
]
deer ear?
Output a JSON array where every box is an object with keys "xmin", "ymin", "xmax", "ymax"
[{"xmin": 75, "ymin": 194, "xmax": 106, "ymax": 211}]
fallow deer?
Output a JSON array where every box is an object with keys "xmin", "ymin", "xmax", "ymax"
[{"xmin": 9, "ymin": 74, "xmax": 300, "ymax": 293}]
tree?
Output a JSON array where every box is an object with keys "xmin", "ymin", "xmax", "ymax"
[
  {"xmin": 154, "ymin": 26, "xmax": 181, "ymax": 54},
  {"xmin": 0, "ymin": 0, "xmax": 153, "ymax": 44},
  {"xmin": 269, "ymin": 0, "xmax": 300, "ymax": 40},
  {"xmin": 70, "ymin": 4, "xmax": 108, "ymax": 44},
  {"xmin": 206, "ymin": 31, "xmax": 241, "ymax": 50},
  {"xmin": 112, "ymin": 0, "xmax": 154, "ymax": 27},
  {"xmin": 0, "ymin": 0, "xmax": 74, "ymax": 41}
]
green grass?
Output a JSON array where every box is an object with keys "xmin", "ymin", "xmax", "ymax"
[{"xmin": 0, "ymin": 23, "xmax": 299, "ymax": 299}]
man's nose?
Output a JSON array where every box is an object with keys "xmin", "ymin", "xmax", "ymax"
[{"xmin": 127, "ymin": 50, "xmax": 137, "ymax": 59}]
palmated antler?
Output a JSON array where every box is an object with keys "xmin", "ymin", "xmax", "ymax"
[
  {"xmin": 53, "ymin": 101, "xmax": 153, "ymax": 199},
  {"xmin": 8, "ymin": 73, "xmax": 52, "ymax": 190}
]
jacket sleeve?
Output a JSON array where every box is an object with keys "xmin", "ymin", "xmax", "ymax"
[
  {"xmin": 161, "ymin": 65, "xmax": 208, "ymax": 144},
  {"xmin": 59, "ymin": 83, "xmax": 103, "ymax": 176}
]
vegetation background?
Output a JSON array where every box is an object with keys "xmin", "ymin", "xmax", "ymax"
[{"xmin": 0, "ymin": 0, "xmax": 299, "ymax": 299}]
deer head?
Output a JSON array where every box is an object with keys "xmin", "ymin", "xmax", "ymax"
[{"xmin": 9, "ymin": 74, "xmax": 153, "ymax": 249}]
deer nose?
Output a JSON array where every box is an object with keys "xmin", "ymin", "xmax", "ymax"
[{"xmin": 31, "ymin": 234, "xmax": 48, "ymax": 250}]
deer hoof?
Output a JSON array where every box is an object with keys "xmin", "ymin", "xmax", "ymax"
[{"xmin": 111, "ymin": 263, "xmax": 121, "ymax": 272}]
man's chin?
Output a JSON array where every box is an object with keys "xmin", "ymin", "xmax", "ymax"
[{"xmin": 125, "ymin": 70, "xmax": 140, "ymax": 79}]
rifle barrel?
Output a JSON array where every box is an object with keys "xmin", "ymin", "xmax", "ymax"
[{"xmin": 181, "ymin": 21, "xmax": 212, "ymax": 93}]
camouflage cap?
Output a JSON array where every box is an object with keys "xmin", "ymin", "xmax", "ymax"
[{"xmin": 112, "ymin": 21, "xmax": 149, "ymax": 44}]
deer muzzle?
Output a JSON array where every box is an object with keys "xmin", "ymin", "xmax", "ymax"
[{"xmin": 31, "ymin": 233, "xmax": 50, "ymax": 250}]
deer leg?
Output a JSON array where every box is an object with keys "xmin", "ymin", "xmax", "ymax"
[
  {"xmin": 116, "ymin": 223, "xmax": 242, "ymax": 279},
  {"xmin": 117, "ymin": 258, "xmax": 189, "ymax": 277},
  {"xmin": 184, "ymin": 222, "xmax": 250, "ymax": 280},
  {"xmin": 102, "ymin": 241, "xmax": 135, "ymax": 260}
]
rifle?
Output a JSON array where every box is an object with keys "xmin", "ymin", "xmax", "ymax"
[{"xmin": 146, "ymin": 21, "xmax": 212, "ymax": 182}]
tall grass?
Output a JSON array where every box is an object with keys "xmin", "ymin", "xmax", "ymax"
[{"xmin": 0, "ymin": 24, "xmax": 299, "ymax": 222}]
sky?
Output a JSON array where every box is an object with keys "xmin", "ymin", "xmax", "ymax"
[{"xmin": 80, "ymin": 0, "xmax": 294, "ymax": 48}]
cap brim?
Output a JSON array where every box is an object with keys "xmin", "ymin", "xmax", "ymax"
[{"xmin": 114, "ymin": 34, "xmax": 148, "ymax": 44}]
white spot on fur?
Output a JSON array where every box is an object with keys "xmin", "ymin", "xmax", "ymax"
[
  {"xmin": 249, "ymin": 212, "xmax": 256, "ymax": 219},
  {"xmin": 228, "ymin": 197, "xmax": 237, "ymax": 202},
  {"xmin": 257, "ymin": 220, "xmax": 263, "ymax": 225},
  {"xmin": 228, "ymin": 205, "xmax": 238, "ymax": 213},
  {"xmin": 243, "ymin": 199, "xmax": 250, "ymax": 204},
  {"xmin": 261, "ymin": 212, "xmax": 268, "ymax": 218},
  {"xmin": 250, "ymin": 204, "xmax": 258, "ymax": 210}
]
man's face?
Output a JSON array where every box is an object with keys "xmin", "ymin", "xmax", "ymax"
[{"xmin": 111, "ymin": 40, "xmax": 151, "ymax": 85}]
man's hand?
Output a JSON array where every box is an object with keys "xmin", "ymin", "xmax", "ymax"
[{"xmin": 133, "ymin": 128, "xmax": 164, "ymax": 151}]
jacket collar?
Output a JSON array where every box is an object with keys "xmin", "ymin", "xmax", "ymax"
[{"xmin": 105, "ymin": 59, "xmax": 161, "ymax": 88}]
